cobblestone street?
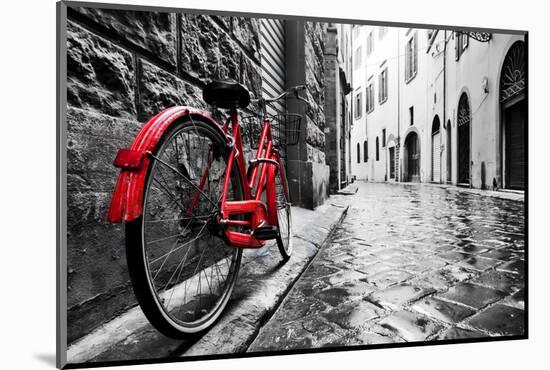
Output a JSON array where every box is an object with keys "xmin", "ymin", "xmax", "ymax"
[{"xmin": 249, "ymin": 182, "xmax": 525, "ymax": 351}]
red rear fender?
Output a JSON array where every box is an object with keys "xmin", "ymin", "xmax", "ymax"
[{"xmin": 107, "ymin": 106, "xmax": 224, "ymax": 223}]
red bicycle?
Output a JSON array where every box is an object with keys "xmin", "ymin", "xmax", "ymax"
[{"xmin": 107, "ymin": 80, "xmax": 307, "ymax": 338}]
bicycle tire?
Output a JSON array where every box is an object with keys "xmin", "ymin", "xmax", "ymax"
[
  {"xmin": 125, "ymin": 117, "xmax": 244, "ymax": 338},
  {"xmin": 274, "ymin": 155, "xmax": 292, "ymax": 260}
]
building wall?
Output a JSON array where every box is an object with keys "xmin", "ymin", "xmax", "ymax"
[
  {"xmin": 425, "ymin": 30, "xmax": 446, "ymax": 183},
  {"xmin": 285, "ymin": 21, "xmax": 331, "ymax": 209},
  {"xmin": 339, "ymin": 24, "xmax": 353, "ymax": 187},
  {"xmin": 366, "ymin": 26, "xmax": 400, "ymax": 182},
  {"xmin": 350, "ymin": 26, "xmax": 368, "ymax": 179},
  {"xmin": 444, "ymin": 32, "xmax": 525, "ymax": 188},
  {"xmin": 350, "ymin": 25, "xmax": 525, "ymax": 190},
  {"xmin": 66, "ymin": 6, "xmax": 334, "ymax": 343},
  {"xmin": 398, "ymin": 28, "xmax": 431, "ymax": 182},
  {"xmin": 66, "ymin": 6, "xmax": 266, "ymax": 343},
  {"xmin": 324, "ymin": 23, "xmax": 352, "ymax": 192}
]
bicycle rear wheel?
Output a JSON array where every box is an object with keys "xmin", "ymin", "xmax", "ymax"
[{"xmin": 125, "ymin": 117, "xmax": 243, "ymax": 337}]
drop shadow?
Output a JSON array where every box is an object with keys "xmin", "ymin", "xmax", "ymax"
[{"xmin": 34, "ymin": 353, "xmax": 56, "ymax": 367}]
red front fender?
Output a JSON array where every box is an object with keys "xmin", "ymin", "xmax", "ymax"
[{"xmin": 107, "ymin": 106, "xmax": 225, "ymax": 223}]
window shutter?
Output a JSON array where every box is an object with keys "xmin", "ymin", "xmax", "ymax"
[
  {"xmin": 260, "ymin": 19, "xmax": 286, "ymax": 116},
  {"xmin": 378, "ymin": 74, "xmax": 381, "ymax": 102},
  {"xmin": 405, "ymin": 43, "xmax": 409, "ymax": 80},
  {"xmin": 455, "ymin": 32, "xmax": 460, "ymax": 60},
  {"xmin": 413, "ymin": 33, "xmax": 418, "ymax": 74},
  {"xmin": 383, "ymin": 69, "xmax": 387, "ymax": 100}
]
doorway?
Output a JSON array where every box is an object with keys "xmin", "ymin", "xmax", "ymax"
[
  {"xmin": 500, "ymin": 41, "xmax": 526, "ymax": 190},
  {"xmin": 504, "ymin": 99, "xmax": 526, "ymax": 189},
  {"xmin": 457, "ymin": 93, "xmax": 471, "ymax": 185},
  {"xmin": 431, "ymin": 115, "xmax": 441, "ymax": 183},
  {"xmin": 446, "ymin": 119, "xmax": 452, "ymax": 183},
  {"xmin": 404, "ymin": 132, "xmax": 420, "ymax": 182}
]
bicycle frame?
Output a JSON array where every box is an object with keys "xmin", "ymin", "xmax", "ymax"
[
  {"xmin": 108, "ymin": 106, "xmax": 289, "ymax": 249},
  {"xmin": 223, "ymin": 111, "xmax": 284, "ymax": 248},
  {"xmin": 185, "ymin": 110, "xmax": 283, "ymax": 249}
]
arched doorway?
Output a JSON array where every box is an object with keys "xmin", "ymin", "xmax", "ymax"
[
  {"xmin": 500, "ymin": 41, "xmax": 526, "ymax": 190},
  {"xmin": 404, "ymin": 132, "xmax": 420, "ymax": 182},
  {"xmin": 446, "ymin": 119, "xmax": 452, "ymax": 183},
  {"xmin": 457, "ymin": 93, "xmax": 471, "ymax": 185},
  {"xmin": 431, "ymin": 115, "xmax": 441, "ymax": 183}
]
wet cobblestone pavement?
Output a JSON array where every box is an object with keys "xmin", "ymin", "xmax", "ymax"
[{"xmin": 249, "ymin": 182, "xmax": 525, "ymax": 351}]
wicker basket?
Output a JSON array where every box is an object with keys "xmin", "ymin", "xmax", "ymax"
[{"xmin": 241, "ymin": 113, "xmax": 302, "ymax": 149}]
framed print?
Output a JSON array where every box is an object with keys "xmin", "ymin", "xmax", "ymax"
[{"xmin": 57, "ymin": 1, "xmax": 527, "ymax": 368}]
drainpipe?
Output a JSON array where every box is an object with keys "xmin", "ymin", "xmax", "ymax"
[
  {"xmin": 443, "ymin": 30, "xmax": 448, "ymax": 184},
  {"xmin": 397, "ymin": 31, "xmax": 401, "ymax": 182}
]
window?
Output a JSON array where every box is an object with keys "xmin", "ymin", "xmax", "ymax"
[
  {"xmin": 405, "ymin": 32, "xmax": 418, "ymax": 82},
  {"xmin": 382, "ymin": 128, "xmax": 386, "ymax": 147},
  {"xmin": 357, "ymin": 143, "xmax": 361, "ymax": 163},
  {"xmin": 409, "ymin": 106, "xmax": 414, "ymax": 126},
  {"xmin": 354, "ymin": 46, "xmax": 362, "ymax": 69},
  {"xmin": 363, "ymin": 140, "xmax": 368, "ymax": 162},
  {"xmin": 354, "ymin": 91, "xmax": 362, "ymax": 119},
  {"xmin": 455, "ymin": 32, "xmax": 469, "ymax": 60},
  {"xmin": 367, "ymin": 31, "xmax": 374, "ymax": 55},
  {"xmin": 353, "ymin": 25, "xmax": 361, "ymax": 39},
  {"xmin": 376, "ymin": 137, "xmax": 380, "ymax": 161},
  {"xmin": 366, "ymin": 82, "xmax": 375, "ymax": 113},
  {"xmin": 379, "ymin": 26, "xmax": 387, "ymax": 40},
  {"xmin": 378, "ymin": 68, "xmax": 388, "ymax": 104}
]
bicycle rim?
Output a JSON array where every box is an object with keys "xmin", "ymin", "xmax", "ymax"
[
  {"xmin": 275, "ymin": 159, "xmax": 292, "ymax": 260},
  {"xmin": 128, "ymin": 118, "xmax": 243, "ymax": 335}
]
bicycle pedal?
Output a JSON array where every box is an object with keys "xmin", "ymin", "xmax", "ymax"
[{"xmin": 252, "ymin": 225, "xmax": 279, "ymax": 240}]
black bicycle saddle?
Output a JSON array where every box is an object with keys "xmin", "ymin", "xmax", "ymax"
[{"xmin": 202, "ymin": 79, "xmax": 251, "ymax": 109}]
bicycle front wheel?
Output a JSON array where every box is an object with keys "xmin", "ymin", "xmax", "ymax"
[
  {"xmin": 125, "ymin": 117, "xmax": 243, "ymax": 338},
  {"xmin": 274, "ymin": 156, "xmax": 292, "ymax": 260}
]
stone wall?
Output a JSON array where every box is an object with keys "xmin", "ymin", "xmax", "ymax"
[
  {"xmin": 323, "ymin": 25, "xmax": 339, "ymax": 193},
  {"xmin": 65, "ymin": 6, "xmax": 263, "ymax": 343},
  {"xmin": 304, "ymin": 22, "xmax": 327, "ymax": 165},
  {"xmin": 303, "ymin": 22, "xmax": 330, "ymax": 207}
]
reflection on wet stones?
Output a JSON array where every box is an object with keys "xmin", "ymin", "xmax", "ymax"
[
  {"xmin": 438, "ymin": 282, "xmax": 506, "ymax": 309},
  {"xmin": 367, "ymin": 269, "xmax": 413, "ymax": 289},
  {"xmin": 472, "ymin": 270, "xmax": 524, "ymax": 294},
  {"xmin": 249, "ymin": 183, "xmax": 525, "ymax": 350},
  {"xmin": 497, "ymin": 260, "xmax": 525, "ymax": 275},
  {"xmin": 412, "ymin": 297, "xmax": 475, "ymax": 323},
  {"xmin": 502, "ymin": 289, "xmax": 524, "ymax": 310},
  {"xmin": 438, "ymin": 326, "xmax": 486, "ymax": 340},
  {"xmin": 322, "ymin": 300, "xmax": 380, "ymax": 329},
  {"xmin": 458, "ymin": 256, "xmax": 502, "ymax": 272},
  {"xmin": 465, "ymin": 304, "xmax": 524, "ymax": 336},
  {"xmin": 379, "ymin": 310, "xmax": 443, "ymax": 342},
  {"xmin": 367, "ymin": 284, "xmax": 435, "ymax": 310},
  {"xmin": 313, "ymin": 287, "xmax": 351, "ymax": 307}
]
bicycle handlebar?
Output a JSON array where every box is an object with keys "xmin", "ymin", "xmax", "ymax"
[{"xmin": 250, "ymin": 85, "xmax": 309, "ymax": 106}]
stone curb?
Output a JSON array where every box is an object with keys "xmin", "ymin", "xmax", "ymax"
[
  {"xmin": 182, "ymin": 200, "xmax": 350, "ymax": 357},
  {"xmin": 66, "ymin": 192, "xmax": 353, "ymax": 365}
]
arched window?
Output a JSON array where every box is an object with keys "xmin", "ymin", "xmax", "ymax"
[
  {"xmin": 357, "ymin": 143, "xmax": 361, "ymax": 163},
  {"xmin": 500, "ymin": 41, "xmax": 526, "ymax": 104},
  {"xmin": 363, "ymin": 141, "xmax": 368, "ymax": 162},
  {"xmin": 376, "ymin": 137, "xmax": 380, "ymax": 161}
]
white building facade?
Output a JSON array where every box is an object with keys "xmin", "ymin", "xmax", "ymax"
[{"xmin": 350, "ymin": 25, "xmax": 526, "ymax": 190}]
